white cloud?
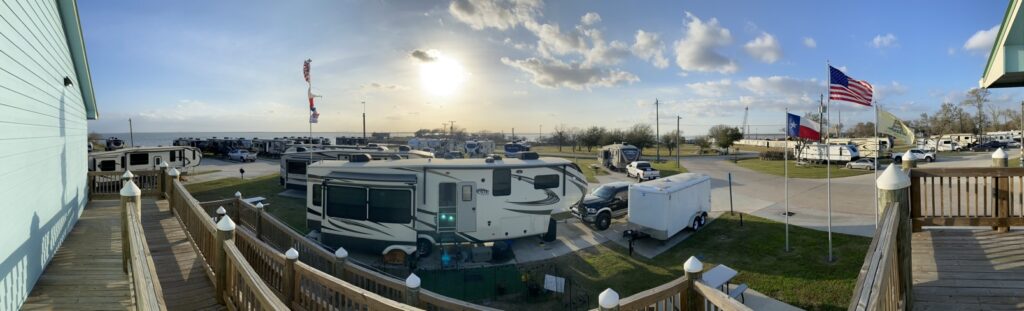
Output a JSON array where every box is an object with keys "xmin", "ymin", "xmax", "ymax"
[
  {"xmin": 673, "ymin": 12, "xmax": 737, "ymax": 74},
  {"xmin": 686, "ymin": 79, "xmax": 732, "ymax": 97},
  {"xmin": 739, "ymin": 76, "xmax": 821, "ymax": 97},
  {"xmin": 947, "ymin": 47, "xmax": 956, "ymax": 55},
  {"xmin": 874, "ymin": 81, "xmax": 907, "ymax": 100},
  {"xmin": 361, "ymin": 82, "xmax": 409, "ymax": 92},
  {"xmin": 803, "ymin": 37, "xmax": 816, "ymax": 48},
  {"xmin": 744, "ymin": 32, "xmax": 782, "ymax": 63},
  {"xmin": 963, "ymin": 25, "xmax": 998, "ymax": 54},
  {"xmin": 581, "ymin": 12, "xmax": 601, "ymax": 25},
  {"xmin": 871, "ymin": 33, "xmax": 897, "ymax": 48},
  {"xmin": 503, "ymin": 37, "xmax": 533, "ymax": 51},
  {"xmin": 447, "ymin": 0, "xmax": 541, "ymax": 30},
  {"xmin": 526, "ymin": 22, "xmax": 588, "ymax": 57},
  {"xmin": 500, "ymin": 57, "xmax": 638, "ymax": 90},
  {"xmin": 631, "ymin": 30, "xmax": 669, "ymax": 69},
  {"xmin": 410, "ymin": 49, "xmax": 439, "ymax": 62}
]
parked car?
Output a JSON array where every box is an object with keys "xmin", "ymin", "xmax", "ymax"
[
  {"xmin": 626, "ymin": 161, "xmax": 660, "ymax": 181},
  {"xmin": 571, "ymin": 181, "xmax": 632, "ymax": 230},
  {"xmin": 968, "ymin": 141, "xmax": 1007, "ymax": 152},
  {"xmin": 227, "ymin": 149, "xmax": 257, "ymax": 162},
  {"xmin": 892, "ymin": 149, "xmax": 935, "ymax": 163},
  {"xmin": 845, "ymin": 158, "xmax": 877, "ymax": 170}
]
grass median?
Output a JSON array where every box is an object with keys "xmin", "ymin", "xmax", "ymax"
[
  {"xmin": 185, "ymin": 174, "xmax": 308, "ymax": 232},
  {"xmin": 735, "ymin": 158, "xmax": 873, "ymax": 179}
]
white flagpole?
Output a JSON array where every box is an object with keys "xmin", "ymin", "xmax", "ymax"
[
  {"xmin": 873, "ymin": 101, "xmax": 880, "ymax": 228},
  {"xmin": 785, "ymin": 108, "xmax": 790, "ymax": 252},
  {"xmin": 826, "ymin": 62, "xmax": 833, "ymax": 262}
]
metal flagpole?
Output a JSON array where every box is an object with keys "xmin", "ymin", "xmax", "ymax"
[
  {"xmin": 785, "ymin": 107, "xmax": 790, "ymax": 252},
  {"xmin": 826, "ymin": 62, "xmax": 833, "ymax": 262},
  {"xmin": 873, "ymin": 101, "xmax": 880, "ymax": 228}
]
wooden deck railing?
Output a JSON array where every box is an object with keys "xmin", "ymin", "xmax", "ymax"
[
  {"xmin": 222, "ymin": 242, "xmax": 290, "ymax": 310},
  {"xmin": 122, "ymin": 199, "xmax": 167, "ymax": 311},
  {"xmin": 601, "ymin": 265, "xmax": 751, "ymax": 311},
  {"xmin": 909, "ymin": 167, "xmax": 1024, "ymax": 231},
  {"xmin": 90, "ymin": 170, "xmax": 163, "ymax": 199},
  {"xmin": 848, "ymin": 202, "xmax": 910, "ymax": 311}
]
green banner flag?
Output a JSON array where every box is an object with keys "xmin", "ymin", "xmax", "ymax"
[{"xmin": 878, "ymin": 108, "xmax": 915, "ymax": 144}]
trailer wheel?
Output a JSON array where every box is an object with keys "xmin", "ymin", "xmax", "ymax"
[
  {"xmin": 595, "ymin": 212, "xmax": 611, "ymax": 231},
  {"xmin": 700, "ymin": 212, "xmax": 708, "ymax": 227},
  {"xmin": 692, "ymin": 217, "xmax": 702, "ymax": 231},
  {"xmin": 416, "ymin": 238, "xmax": 433, "ymax": 258}
]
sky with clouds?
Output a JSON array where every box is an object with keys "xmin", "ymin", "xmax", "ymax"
[{"xmin": 80, "ymin": 0, "xmax": 1018, "ymax": 136}]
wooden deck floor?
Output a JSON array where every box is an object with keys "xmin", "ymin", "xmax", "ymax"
[
  {"xmin": 143, "ymin": 199, "xmax": 224, "ymax": 310},
  {"xmin": 22, "ymin": 200, "xmax": 133, "ymax": 310},
  {"xmin": 912, "ymin": 229, "xmax": 1024, "ymax": 310}
]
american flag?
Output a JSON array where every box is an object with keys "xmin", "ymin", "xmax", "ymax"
[
  {"xmin": 829, "ymin": 66, "xmax": 873, "ymax": 107},
  {"xmin": 303, "ymin": 59, "xmax": 311, "ymax": 83}
]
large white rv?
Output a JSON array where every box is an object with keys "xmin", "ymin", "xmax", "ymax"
[
  {"xmin": 797, "ymin": 143, "xmax": 860, "ymax": 163},
  {"xmin": 305, "ymin": 153, "xmax": 588, "ymax": 256},
  {"xmin": 461, "ymin": 140, "xmax": 495, "ymax": 158},
  {"xmin": 280, "ymin": 149, "xmax": 434, "ymax": 189},
  {"xmin": 89, "ymin": 146, "xmax": 202, "ymax": 172},
  {"xmin": 826, "ymin": 137, "xmax": 892, "ymax": 158}
]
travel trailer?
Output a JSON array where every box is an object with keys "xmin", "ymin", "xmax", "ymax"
[
  {"xmin": 598, "ymin": 143, "xmax": 641, "ymax": 170},
  {"xmin": 920, "ymin": 139, "xmax": 961, "ymax": 152},
  {"xmin": 503, "ymin": 141, "xmax": 531, "ymax": 157},
  {"xmin": 462, "ymin": 140, "xmax": 496, "ymax": 158},
  {"xmin": 305, "ymin": 153, "xmax": 588, "ymax": 256},
  {"xmin": 941, "ymin": 133, "xmax": 977, "ymax": 148},
  {"xmin": 627, "ymin": 173, "xmax": 711, "ymax": 240},
  {"xmin": 796, "ymin": 143, "xmax": 860, "ymax": 163},
  {"xmin": 89, "ymin": 146, "xmax": 202, "ymax": 172},
  {"xmin": 986, "ymin": 130, "xmax": 1021, "ymax": 144},
  {"xmin": 280, "ymin": 149, "xmax": 434, "ymax": 190},
  {"xmin": 105, "ymin": 137, "xmax": 125, "ymax": 151},
  {"xmin": 826, "ymin": 137, "xmax": 892, "ymax": 158},
  {"xmin": 408, "ymin": 138, "xmax": 447, "ymax": 151},
  {"xmin": 253, "ymin": 137, "xmax": 297, "ymax": 156}
]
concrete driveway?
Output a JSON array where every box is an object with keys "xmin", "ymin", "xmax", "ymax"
[{"xmin": 183, "ymin": 158, "xmax": 280, "ymax": 184}]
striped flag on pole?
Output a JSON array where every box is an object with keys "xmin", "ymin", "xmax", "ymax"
[
  {"xmin": 303, "ymin": 59, "xmax": 311, "ymax": 83},
  {"xmin": 829, "ymin": 66, "xmax": 873, "ymax": 107}
]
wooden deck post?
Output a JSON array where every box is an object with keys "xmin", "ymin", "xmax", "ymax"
[
  {"xmin": 283, "ymin": 248, "xmax": 298, "ymax": 307},
  {"xmin": 214, "ymin": 215, "xmax": 236, "ymax": 304},
  {"xmin": 216, "ymin": 206, "xmax": 226, "ymax": 223},
  {"xmin": 405, "ymin": 273, "xmax": 421, "ymax": 307},
  {"xmin": 683, "ymin": 256, "xmax": 703, "ymax": 311},
  {"xmin": 900, "ymin": 151, "xmax": 915, "ymax": 171},
  {"xmin": 167, "ymin": 168, "xmax": 180, "ymax": 215},
  {"xmin": 333, "ymin": 246, "xmax": 348, "ymax": 280},
  {"xmin": 254, "ymin": 202, "xmax": 264, "ymax": 238},
  {"xmin": 119, "ymin": 179, "xmax": 141, "ymax": 274},
  {"xmin": 992, "ymin": 148, "xmax": 1010, "ymax": 232},
  {"xmin": 876, "ymin": 163, "xmax": 912, "ymax": 308},
  {"xmin": 158, "ymin": 161, "xmax": 169, "ymax": 198},
  {"xmin": 598, "ymin": 288, "xmax": 620, "ymax": 311},
  {"xmin": 233, "ymin": 191, "xmax": 242, "ymax": 221}
]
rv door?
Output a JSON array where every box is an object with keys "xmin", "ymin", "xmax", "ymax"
[{"xmin": 456, "ymin": 182, "xmax": 477, "ymax": 232}]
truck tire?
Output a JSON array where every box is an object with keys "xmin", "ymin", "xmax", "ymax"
[
  {"xmin": 542, "ymin": 218, "xmax": 557, "ymax": 242},
  {"xmin": 416, "ymin": 238, "xmax": 433, "ymax": 258},
  {"xmin": 926, "ymin": 157, "xmax": 934, "ymax": 162},
  {"xmin": 595, "ymin": 212, "xmax": 611, "ymax": 231}
]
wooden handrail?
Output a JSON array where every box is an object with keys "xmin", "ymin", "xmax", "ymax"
[
  {"xmin": 693, "ymin": 282, "xmax": 752, "ymax": 311},
  {"xmin": 90, "ymin": 170, "xmax": 163, "ymax": 200},
  {"xmin": 292, "ymin": 261, "xmax": 420, "ymax": 311},
  {"xmin": 124, "ymin": 201, "xmax": 167, "ymax": 311},
  {"xmin": 617, "ymin": 274, "xmax": 688, "ymax": 309},
  {"xmin": 848, "ymin": 203, "xmax": 907, "ymax": 311},
  {"xmin": 222, "ymin": 242, "xmax": 290, "ymax": 310},
  {"xmin": 908, "ymin": 167, "xmax": 1024, "ymax": 231}
]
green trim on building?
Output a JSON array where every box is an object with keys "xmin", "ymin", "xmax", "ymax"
[
  {"xmin": 982, "ymin": 0, "xmax": 1017, "ymax": 80},
  {"xmin": 55, "ymin": 0, "xmax": 98, "ymax": 120}
]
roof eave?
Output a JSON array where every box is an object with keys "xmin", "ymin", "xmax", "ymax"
[{"xmin": 55, "ymin": 0, "xmax": 98, "ymax": 120}]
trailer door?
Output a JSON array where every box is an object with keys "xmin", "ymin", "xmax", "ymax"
[{"xmin": 456, "ymin": 182, "xmax": 477, "ymax": 232}]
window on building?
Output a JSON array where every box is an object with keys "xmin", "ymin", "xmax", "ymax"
[
  {"xmin": 286, "ymin": 161, "xmax": 307, "ymax": 175},
  {"xmin": 99, "ymin": 160, "xmax": 116, "ymax": 171},
  {"xmin": 129, "ymin": 153, "xmax": 149, "ymax": 165},
  {"xmin": 462, "ymin": 185, "xmax": 473, "ymax": 201},
  {"xmin": 534, "ymin": 174, "xmax": 559, "ymax": 189},
  {"xmin": 325, "ymin": 186, "xmax": 366, "ymax": 220},
  {"xmin": 493, "ymin": 169, "xmax": 511, "ymax": 196},
  {"xmin": 368, "ymin": 189, "xmax": 412, "ymax": 223},
  {"xmin": 312, "ymin": 184, "xmax": 322, "ymax": 207}
]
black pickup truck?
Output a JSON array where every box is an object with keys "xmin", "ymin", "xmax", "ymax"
[{"xmin": 570, "ymin": 181, "xmax": 632, "ymax": 230}]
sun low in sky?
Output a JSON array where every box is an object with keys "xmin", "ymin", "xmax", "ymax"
[{"xmin": 413, "ymin": 49, "xmax": 468, "ymax": 97}]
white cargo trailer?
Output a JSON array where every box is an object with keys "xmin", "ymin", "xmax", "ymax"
[{"xmin": 627, "ymin": 173, "xmax": 711, "ymax": 240}]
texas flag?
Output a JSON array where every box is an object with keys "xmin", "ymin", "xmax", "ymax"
[{"xmin": 787, "ymin": 113, "xmax": 821, "ymax": 141}]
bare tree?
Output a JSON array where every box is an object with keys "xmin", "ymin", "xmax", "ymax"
[
  {"xmin": 551, "ymin": 124, "xmax": 570, "ymax": 152},
  {"xmin": 960, "ymin": 88, "xmax": 990, "ymax": 134}
]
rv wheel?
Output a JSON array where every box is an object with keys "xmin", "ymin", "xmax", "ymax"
[
  {"xmin": 595, "ymin": 212, "xmax": 611, "ymax": 231},
  {"xmin": 416, "ymin": 239, "xmax": 433, "ymax": 257}
]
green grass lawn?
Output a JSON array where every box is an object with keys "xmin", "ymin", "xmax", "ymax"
[
  {"xmin": 185, "ymin": 174, "xmax": 309, "ymax": 233},
  {"xmin": 735, "ymin": 159, "xmax": 873, "ymax": 179},
  {"xmin": 565, "ymin": 158, "xmax": 609, "ymax": 183},
  {"xmin": 518, "ymin": 213, "xmax": 869, "ymax": 310},
  {"xmin": 532, "ymin": 144, "xmax": 703, "ymax": 157}
]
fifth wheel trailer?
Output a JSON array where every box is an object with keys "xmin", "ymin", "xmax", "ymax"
[{"xmin": 627, "ymin": 173, "xmax": 711, "ymax": 240}]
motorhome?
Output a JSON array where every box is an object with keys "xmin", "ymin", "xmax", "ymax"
[
  {"xmin": 105, "ymin": 137, "xmax": 125, "ymax": 151},
  {"xmin": 304, "ymin": 153, "xmax": 588, "ymax": 257},
  {"xmin": 796, "ymin": 143, "xmax": 860, "ymax": 163},
  {"xmin": 462, "ymin": 140, "xmax": 496, "ymax": 158},
  {"xmin": 89, "ymin": 146, "xmax": 202, "ymax": 172},
  {"xmin": 598, "ymin": 143, "xmax": 641, "ymax": 170},
  {"xmin": 280, "ymin": 149, "xmax": 434, "ymax": 190},
  {"xmin": 826, "ymin": 137, "xmax": 892, "ymax": 158}
]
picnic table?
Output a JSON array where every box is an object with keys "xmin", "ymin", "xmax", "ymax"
[{"xmin": 701, "ymin": 265, "xmax": 738, "ymax": 294}]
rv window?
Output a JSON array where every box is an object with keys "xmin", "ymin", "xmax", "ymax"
[
  {"xmin": 170, "ymin": 150, "xmax": 177, "ymax": 162},
  {"xmin": 461, "ymin": 185, "xmax": 473, "ymax": 201},
  {"xmin": 99, "ymin": 160, "xmax": 116, "ymax": 171},
  {"xmin": 129, "ymin": 153, "xmax": 149, "ymax": 165},
  {"xmin": 325, "ymin": 186, "xmax": 366, "ymax": 220},
  {"xmin": 312, "ymin": 184, "xmax": 322, "ymax": 207},
  {"xmin": 439, "ymin": 183, "xmax": 456, "ymax": 207},
  {"xmin": 534, "ymin": 174, "xmax": 559, "ymax": 189},
  {"xmin": 493, "ymin": 169, "xmax": 511, "ymax": 196},
  {"xmin": 286, "ymin": 161, "xmax": 307, "ymax": 175},
  {"xmin": 368, "ymin": 189, "xmax": 412, "ymax": 223}
]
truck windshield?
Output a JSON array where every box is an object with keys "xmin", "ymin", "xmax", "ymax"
[{"xmin": 592, "ymin": 185, "xmax": 617, "ymax": 199}]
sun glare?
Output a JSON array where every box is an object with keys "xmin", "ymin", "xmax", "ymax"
[{"xmin": 419, "ymin": 53, "xmax": 466, "ymax": 97}]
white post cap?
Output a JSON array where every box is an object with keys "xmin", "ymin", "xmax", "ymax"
[
  {"xmin": 285, "ymin": 248, "xmax": 299, "ymax": 260},
  {"xmin": 876, "ymin": 163, "xmax": 911, "ymax": 190},
  {"xmin": 168, "ymin": 168, "xmax": 180, "ymax": 177},
  {"xmin": 683, "ymin": 256, "xmax": 703, "ymax": 273},
  {"xmin": 255, "ymin": 202, "xmax": 264, "ymax": 209},
  {"xmin": 993, "ymin": 148, "xmax": 1008, "ymax": 159},
  {"xmin": 334, "ymin": 246, "xmax": 348, "ymax": 259},
  {"xmin": 216, "ymin": 206, "xmax": 226, "ymax": 215},
  {"xmin": 120, "ymin": 180, "xmax": 141, "ymax": 197},
  {"xmin": 216, "ymin": 215, "xmax": 236, "ymax": 231},
  {"xmin": 902, "ymin": 150, "xmax": 913, "ymax": 161},
  {"xmin": 598, "ymin": 288, "xmax": 620, "ymax": 309},
  {"xmin": 234, "ymin": 191, "xmax": 242, "ymax": 198},
  {"xmin": 122, "ymin": 170, "xmax": 134, "ymax": 179},
  {"xmin": 405, "ymin": 273, "xmax": 421, "ymax": 288},
  {"xmin": 158, "ymin": 161, "xmax": 169, "ymax": 168}
]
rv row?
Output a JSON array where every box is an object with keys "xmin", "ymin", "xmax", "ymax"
[{"xmin": 602, "ymin": 141, "xmax": 867, "ymax": 164}]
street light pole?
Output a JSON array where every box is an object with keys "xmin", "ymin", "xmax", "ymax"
[{"xmin": 361, "ymin": 101, "xmax": 366, "ymax": 141}]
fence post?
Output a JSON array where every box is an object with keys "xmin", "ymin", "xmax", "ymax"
[
  {"xmin": 900, "ymin": 150, "xmax": 915, "ymax": 171},
  {"xmin": 233, "ymin": 191, "xmax": 242, "ymax": 221},
  {"xmin": 216, "ymin": 206, "xmax": 226, "ymax": 223},
  {"xmin": 119, "ymin": 180, "xmax": 141, "ymax": 274},
  {"xmin": 598, "ymin": 288, "xmax": 620, "ymax": 311},
  {"xmin": 254, "ymin": 202, "xmax": 264, "ymax": 238},
  {"xmin": 333, "ymin": 246, "xmax": 348, "ymax": 280},
  {"xmin": 284, "ymin": 248, "xmax": 298, "ymax": 307},
  {"xmin": 158, "ymin": 161, "xmax": 169, "ymax": 198},
  {"xmin": 876, "ymin": 163, "xmax": 912, "ymax": 307},
  {"xmin": 683, "ymin": 256, "xmax": 703, "ymax": 311},
  {"xmin": 167, "ymin": 168, "xmax": 180, "ymax": 215},
  {"xmin": 992, "ymin": 148, "xmax": 1010, "ymax": 233},
  {"xmin": 215, "ymin": 216, "xmax": 236, "ymax": 305},
  {"xmin": 405, "ymin": 273, "xmax": 421, "ymax": 307}
]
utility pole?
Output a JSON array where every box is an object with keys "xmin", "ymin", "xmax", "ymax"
[
  {"xmin": 655, "ymin": 99, "xmax": 660, "ymax": 162},
  {"xmin": 128, "ymin": 118, "xmax": 134, "ymax": 147},
  {"xmin": 676, "ymin": 115, "xmax": 681, "ymax": 168},
  {"xmin": 539, "ymin": 125, "xmax": 542, "ymax": 142},
  {"xmin": 361, "ymin": 101, "xmax": 366, "ymax": 141}
]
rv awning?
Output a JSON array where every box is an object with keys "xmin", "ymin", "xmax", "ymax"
[
  {"xmin": 981, "ymin": 0, "xmax": 1024, "ymax": 88},
  {"xmin": 325, "ymin": 172, "xmax": 418, "ymax": 183}
]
